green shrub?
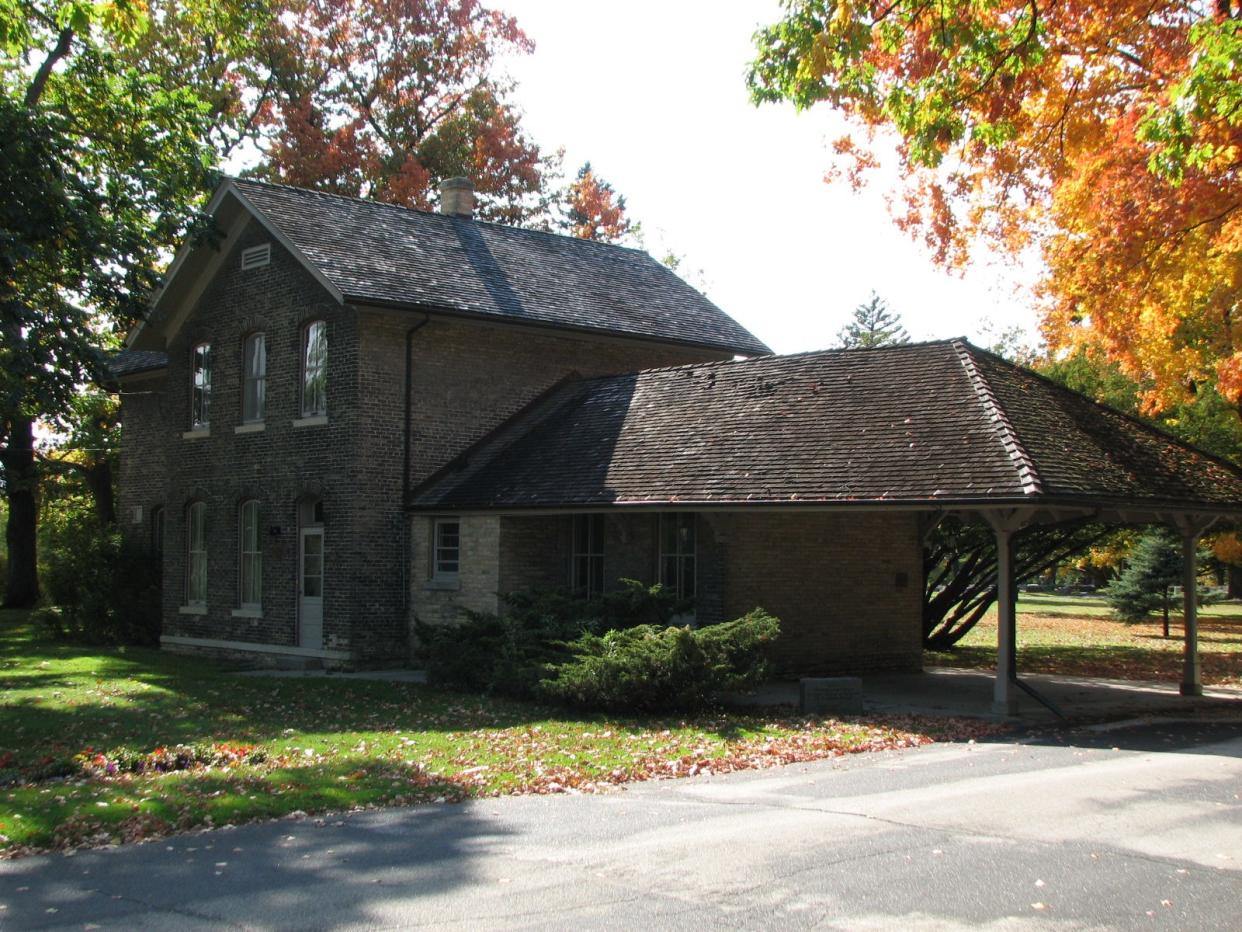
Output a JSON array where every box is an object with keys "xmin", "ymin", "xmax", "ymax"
[
  {"xmin": 415, "ymin": 580, "xmax": 687, "ymax": 697},
  {"xmin": 537, "ymin": 610, "xmax": 781, "ymax": 714},
  {"xmin": 40, "ymin": 498, "xmax": 160, "ymax": 645}
]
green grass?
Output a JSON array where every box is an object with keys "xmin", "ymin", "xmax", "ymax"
[
  {"xmin": 927, "ymin": 592, "xmax": 1242, "ymax": 687},
  {"xmin": 0, "ymin": 610, "xmax": 979, "ymax": 856}
]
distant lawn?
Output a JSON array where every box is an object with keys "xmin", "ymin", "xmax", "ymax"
[
  {"xmin": 0, "ymin": 610, "xmax": 998, "ymax": 857},
  {"xmin": 927, "ymin": 592, "xmax": 1242, "ymax": 688}
]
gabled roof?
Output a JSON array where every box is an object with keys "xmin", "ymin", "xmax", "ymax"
[
  {"xmin": 408, "ymin": 339, "xmax": 1242, "ymax": 515},
  {"xmin": 137, "ymin": 178, "xmax": 769, "ymax": 355}
]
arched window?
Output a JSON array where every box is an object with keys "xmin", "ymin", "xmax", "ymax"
[
  {"xmin": 186, "ymin": 501, "xmax": 208, "ymax": 605},
  {"xmin": 241, "ymin": 333, "xmax": 266, "ymax": 423},
  {"xmin": 301, "ymin": 320, "xmax": 327, "ymax": 417},
  {"xmin": 191, "ymin": 343, "xmax": 212, "ymax": 428},
  {"xmin": 238, "ymin": 500, "xmax": 262, "ymax": 609}
]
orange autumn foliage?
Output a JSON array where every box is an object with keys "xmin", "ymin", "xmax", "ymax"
[
  {"xmin": 257, "ymin": 0, "xmax": 550, "ymax": 225},
  {"xmin": 751, "ymin": 1, "xmax": 1242, "ymax": 413},
  {"xmin": 564, "ymin": 163, "xmax": 634, "ymax": 244}
]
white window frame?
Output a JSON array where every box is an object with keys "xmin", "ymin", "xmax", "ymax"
[
  {"xmin": 241, "ymin": 332, "xmax": 266, "ymax": 424},
  {"xmin": 191, "ymin": 342, "xmax": 212, "ymax": 429},
  {"xmin": 301, "ymin": 320, "xmax": 328, "ymax": 417},
  {"xmin": 186, "ymin": 501, "xmax": 208, "ymax": 606},
  {"xmin": 658, "ymin": 513, "xmax": 696, "ymax": 601},
  {"xmin": 238, "ymin": 500, "xmax": 262, "ymax": 609},
  {"xmin": 571, "ymin": 514, "xmax": 605, "ymax": 598},
  {"xmin": 433, "ymin": 518, "xmax": 461, "ymax": 580}
]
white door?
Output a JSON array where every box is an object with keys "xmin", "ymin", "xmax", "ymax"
[{"xmin": 299, "ymin": 526, "xmax": 324, "ymax": 649}]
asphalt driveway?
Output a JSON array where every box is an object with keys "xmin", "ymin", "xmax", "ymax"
[{"xmin": 2, "ymin": 719, "xmax": 1240, "ymax": 930}]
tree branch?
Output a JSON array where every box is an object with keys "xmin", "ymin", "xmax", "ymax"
[{"xmin": 26, "ymin": 27, "xmax": 74, "ymax": 107}]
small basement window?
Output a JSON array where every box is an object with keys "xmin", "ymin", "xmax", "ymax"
[{"xmin": 240, "ymin": 243, "xmax": 271, "ymax": 270}]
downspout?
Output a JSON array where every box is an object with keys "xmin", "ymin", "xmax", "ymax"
[{"xmin": 401, "ymin": 317, "xmax": 431, "ymax": 614}]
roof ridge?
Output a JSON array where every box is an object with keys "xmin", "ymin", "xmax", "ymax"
[
  {"xmin": 228, "ymin": 175, "xmax": 653, "ymax": 257},
  {"xmin": 577, "ymin": 336, "xmax": 966, "ymax": 383},
  {"xmin": 952, "ymin": 339, "xmax": 1044, "ymax": 496},
  {"xmin": 967, "ymin": 342, "xmax": 1242, "ymax": 483}
]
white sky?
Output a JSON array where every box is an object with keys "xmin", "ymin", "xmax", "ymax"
[{"xmin": 498, "ymin": 0, "xmax": 1041, "ymax": 354}]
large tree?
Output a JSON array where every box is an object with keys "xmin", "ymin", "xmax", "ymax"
[
  {"xmin": 749, "ymin": 1, "xmax": 1242, "ymax": 416},
  {"xmin": 1, "ymin": 0, "xmax": 270, "ymax": 605},
  {"xmin": 255, "ymin": 0, "xmax": 554, "ymax": 224}
]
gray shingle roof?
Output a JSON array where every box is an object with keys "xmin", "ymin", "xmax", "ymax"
[
  {"xmin": 109, "ymin": 350, "xmax": 168, "ymax": 378},
  {"xmin": 408, "ymin": 339, "xmax": 1242, "ymax": 513},
  {"xmin": 230, "ymin": 179, "xmax": 769, "ymax": 355}
]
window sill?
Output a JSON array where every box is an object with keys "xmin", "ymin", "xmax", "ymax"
[
  {"xmin": 181, "ymin": 428, "xmax": 210, "ymax": 440},
  {"xmin": 234, "ymin": 422, "xmax": 265, "ymax": 434},
  {"xmin": 231, "ymin": 607, "xmax": 263, "ymax": 618},
  {"xmin": 178, "ymin": 604, "xmax": 208, "ymax": 615},
  {"xmin": 292, "ymin": 415, "xmax": 328, "ymax": 428},
  {"xmin": 424, "ymin": 577, "xmax": 460, "ymax": 592}
]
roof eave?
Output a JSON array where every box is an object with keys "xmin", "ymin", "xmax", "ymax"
[
  {"xmin": 347, "ymin": 294, "xmax": 771, "ymax": 357},
  {"xmin": 406, "ymin": 492, "xmax": 1242, "ymax": 520}
]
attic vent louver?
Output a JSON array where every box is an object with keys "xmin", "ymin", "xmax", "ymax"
[{"xmin": 240, "ymin": 243, "xmax": 271, "ymax": 270}]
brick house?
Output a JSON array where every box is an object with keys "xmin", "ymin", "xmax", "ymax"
[
  {"xmin": 115, "ymin": 177, "xmax": 1242, "ymax": 706},
  {"xmin": 113, "ymin": 177, "xmax": 765, "ymax": 668}
]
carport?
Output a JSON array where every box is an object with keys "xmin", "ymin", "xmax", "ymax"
[{"xmin": 408, "ymin": 339, "xmax": 1242, "ymax": 715}]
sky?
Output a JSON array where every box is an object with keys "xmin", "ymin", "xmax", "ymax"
[{"xmin": 497, "ymin": 0, "xmax": 1041, "ymax": 355}]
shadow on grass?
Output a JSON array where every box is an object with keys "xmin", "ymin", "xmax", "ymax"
[{"xmin": 1, "ymin": 610, "xmax": 777, "ymax": 780}]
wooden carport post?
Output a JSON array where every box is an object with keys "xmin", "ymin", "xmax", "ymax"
[
  {"xmin": 1170, "ymin": 515, "xmax": 1216, "ymax": 697},
  {"xmin": 984, "ymin": 509, "xmax": 1034, "ymax": 716}
]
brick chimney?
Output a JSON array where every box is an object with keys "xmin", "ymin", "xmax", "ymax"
[{"xmin": 439, "ymin": 177, "xmax": 474, "ymax": 217}]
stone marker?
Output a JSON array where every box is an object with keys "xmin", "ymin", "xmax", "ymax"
[{"xmin": 799, "ymin": 676, "xmax": 864, "ymax": 715}]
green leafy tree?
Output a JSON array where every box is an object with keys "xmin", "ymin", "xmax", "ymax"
[
  {"xmin": 838, "ymin": 293, "xmax": 910, "ymax": 349},
  {"xmin": 1, "ymin": 0, "xmax": 272, "ymax": 606},
  {"xmin": 1106, "ymin": 529, "xmax": 1185, "ymax": 637}
]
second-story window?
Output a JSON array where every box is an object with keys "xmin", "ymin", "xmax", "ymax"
[
  {"xmin": 241, "ymin": 333, "xmax": 266, "ymax": 423},
  {"xmin": 191, "ymin": 342, "xmax": 212, "ymax": 428},
  {"xmin": 301, "ymin": 320, "xmax": 327, "ymax": 417}
]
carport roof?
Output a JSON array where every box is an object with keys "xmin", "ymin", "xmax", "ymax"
[{"xmin": 407, "ymin": 339, "xmax": 1242, "ymax": 516}]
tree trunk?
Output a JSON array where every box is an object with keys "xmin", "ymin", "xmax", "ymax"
[
  {"xmin": 1229, "ymin": 564, "xmax": 1242, "ymax": 599},
  {"xmin": 2, "ymin": 415, "xmax": 40, "ymax": 607},
  {"xmin": 1162, "ymin": 587, "xmax": 1170, "ymax": 639},
  {"xmin": 86, "ymin": 459, "xmax": 116, "ymax": 525}
]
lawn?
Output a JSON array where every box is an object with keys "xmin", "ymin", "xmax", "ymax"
[
  {"xmin": 0, "ymin": 610, "xmax": 994, "ymax": 857},
  {"xmin": 926, "ymin": 592, "xmax": 1242, "ymax": 687}
]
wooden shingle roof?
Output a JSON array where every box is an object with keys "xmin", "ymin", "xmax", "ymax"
[
  {"xmin": 229, "ymin": 180, "xmax": 769, "ymax": 355},
  {"xmin": 408, "ymin": 339, "xmax": 1242, "ymax": 515}
]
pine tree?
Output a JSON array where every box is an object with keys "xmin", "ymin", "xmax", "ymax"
[
  {"xmin": 1105, "ymin": 528, "xmax": 1184, "ymax": 636},
  {"xmin": 837, "ymin": 293, "xmax": 911, "ymax": 349}
]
